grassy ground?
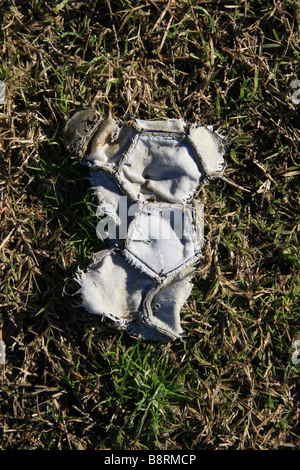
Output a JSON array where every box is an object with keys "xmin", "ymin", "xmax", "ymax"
[{"xmin": 0, "ymin": 0, "xmax": 299, "ymax": 450}]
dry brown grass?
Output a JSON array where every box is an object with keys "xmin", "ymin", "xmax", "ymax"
[{"xmin": 0, "ymin": 0, "xmax": 299, "ymax": 450}]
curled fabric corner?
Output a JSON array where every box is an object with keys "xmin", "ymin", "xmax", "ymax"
[
  {"xmin": 67, "ymin": 114, "xmax": 226, "ymax": 341},
  {"xmin": 129, "ymin": 264, "xmax": 196, "ymax": 341},
  {"xmin": 76, "ymin": 249, "xmax": 197, "ymax": 341}
]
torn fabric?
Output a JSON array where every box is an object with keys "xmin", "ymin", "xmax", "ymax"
[
  {"xmin": 75, "ymin": 248, "xmax": 196, "ymax": 341},
  {"xmin": 65, "ymin": 112, "xmax": 226, "ymax": 341}
]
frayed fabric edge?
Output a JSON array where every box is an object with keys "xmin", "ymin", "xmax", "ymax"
[
  {"xmin": 73, "ymin": 253, "xmax": 193, "ymax": 341},
  {"xmin": 74, "ymin": 267, "xmax": 140, "ymax": 329}
]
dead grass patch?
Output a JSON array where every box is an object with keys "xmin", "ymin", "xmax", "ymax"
[{"xmin": 0, "ymin": 0, "xmax": 299, "ymax": 450}]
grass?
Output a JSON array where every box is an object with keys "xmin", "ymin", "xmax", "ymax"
[{"xmin": 0, "ymin": 0, "xmax": 299, "ymax": 450}]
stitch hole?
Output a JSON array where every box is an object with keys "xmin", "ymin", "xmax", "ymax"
[{"xmin": 153, "ymin": 303, "xmax": 161, "ymax": 312}]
